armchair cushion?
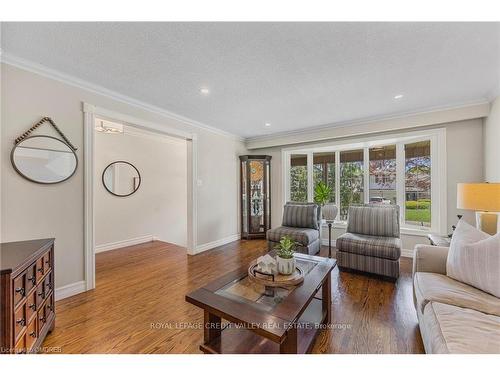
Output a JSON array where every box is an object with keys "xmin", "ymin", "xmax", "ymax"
[
  {"xmin": 267, "ymin": 226, "xmax": 319, "ymax": 246},
  {"xmin": 282, "ymin": 203, "xmax": 319, "ymax": 230},
  {"xmin": 336, "ymin": 232, "xmax": 401, "ymax": 260},
  {"xmin": 346, "ymin": 204, "xmax": 400, "ymax": 237}
]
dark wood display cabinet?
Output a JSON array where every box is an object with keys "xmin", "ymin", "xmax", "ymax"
[
  {"xmin": 0, "ymin": 238, "xmax": 55, "ymax": 354},
  {"xmin": 239, "ymin": 155, "xmax": 272, "ymax": 239}
]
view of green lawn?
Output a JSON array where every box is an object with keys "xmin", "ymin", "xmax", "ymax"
[
  {"xmin": 405, "ymin": 200, "xmax": 431, "ymax": 224},
  {"xmin": 405, "ymin": 208, "xmax": 431, "ymax": 223}
]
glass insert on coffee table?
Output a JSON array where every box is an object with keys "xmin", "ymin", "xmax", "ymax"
[{"xmin": 185, "ymin": 253, "xmax": 336, "ymax": 354}]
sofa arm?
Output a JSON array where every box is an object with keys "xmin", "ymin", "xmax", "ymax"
[{"xmin": 412, "ymin": 244, "xmax": 449, "ymax": 277}]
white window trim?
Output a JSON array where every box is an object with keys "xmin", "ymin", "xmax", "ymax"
[{"xmin": 281, "ymin": 128, "xmax": 447, "ymax": 235}]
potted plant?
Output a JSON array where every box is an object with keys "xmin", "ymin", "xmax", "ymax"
[
  {"xmin": 314, "ymin": 181, "xmax": 337, "ymax": 221},
  {"xmin": 274, "ymin": 235, "xmax": 297, "ymax": 275}
]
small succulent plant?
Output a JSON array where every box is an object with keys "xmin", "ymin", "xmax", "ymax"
[{"xmin": 274, "ymin": 235, "xmax": 297, "ymax": 259}]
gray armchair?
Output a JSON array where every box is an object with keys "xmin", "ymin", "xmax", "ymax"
[
  {"xmin": 336, "ymin": 204, "xmax": 401, "ymax": 279},
  {"xmin": 267, "ymin": 202, "xmax": 321, "ymax": 255}
]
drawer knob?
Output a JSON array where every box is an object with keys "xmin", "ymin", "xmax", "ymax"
[
  {"xmin": 38, "ymin": 291, "xmax": 45, "ymax": 299},
  {"xmin": 40, "ymin": 316, "xmax": 46, "ymax": 323},
  {"xmin": 29, "ymin": 303, "xmax": 36, "ymax": 311},
  {"xmin": 29, "ymin": 331, "xmax": 36, "ymax": 338},
  {"xmin": 15, "ymin": 287, "xmax": 25, "ymax": 296},
  {"xmin": 27, "ymin": 276, "xmax": 36, "ymax": 284},
  {"xmin": 16, "ymin": 318, "xmax": 25, "ymax": 326},
  {"xmin": 47, "ymin": 282, "xmax": 52, "ymax": 290},
  {"xmin": 37, "ymin": 267, "xmax": 44, "ymax": 273},
  {"xmin": 45, "ymin": 259, "xmax": 50, "ymax": 264},
  {"xmin": 48, "ymin": 304, "xmax": 53, "ymax": 312}
]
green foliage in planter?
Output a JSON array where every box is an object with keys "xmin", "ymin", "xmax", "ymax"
[
  {"xmin": 314, "ymin": 180, "xmax": 332, "ymax": 206},
  {"xmin": 274, "ymin": 235, "xmax": 297, "ymax": 259}
]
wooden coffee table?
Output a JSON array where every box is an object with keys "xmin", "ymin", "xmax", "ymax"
[{"xmin": 185, "ymin": 253, "xmax": 336, "ymax": 354}]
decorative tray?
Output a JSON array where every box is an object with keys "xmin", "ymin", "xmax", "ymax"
[{"xmin": 247, "ymin": 260, "xmax": 305, "ymax": 287}]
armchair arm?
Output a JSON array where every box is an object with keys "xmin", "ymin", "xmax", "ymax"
[{"xmin": 412, "ymin": 244, "xmax": 449, "ymax": 277}]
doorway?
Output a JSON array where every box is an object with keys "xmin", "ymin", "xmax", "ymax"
[{"xmin": 83, "ymin": 103, "xmax": 198, "ymax": 291}]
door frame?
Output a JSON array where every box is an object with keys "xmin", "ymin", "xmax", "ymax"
[{"xmin": 83, "ymin": 102, "xmax": 197, "ymax": 291}]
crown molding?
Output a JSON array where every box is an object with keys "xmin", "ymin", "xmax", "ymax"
[
  {"xmin": 0, "ymin": 51, "xmax": 244, "ymax": 142},
  {"xmin": 246, "ymin": 101, "xmax": 490, "ymax": 149}
]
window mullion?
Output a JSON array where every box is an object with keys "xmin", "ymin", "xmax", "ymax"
[
  {"xmin": 307, "ymin": 151, "xmax": 314, "ymax": 202},
  {"xmin": 396, "ymin": 143, "xmax": 405, "ymax": 226},
  {"xmin": 335, "ymin": 151, "xmax": 340, "ymax": 220},
  {"xmin": 363, "ymin": 147, "xmax": 369, "ymax": 204}
]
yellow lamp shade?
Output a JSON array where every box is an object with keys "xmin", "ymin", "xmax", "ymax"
[{"xmin": 457, "ymin": 183, "xmax": 500, "ymax": 212}]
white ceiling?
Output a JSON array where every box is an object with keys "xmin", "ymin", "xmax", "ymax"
[{"xmin": 2, "ymin": 22, "xmax": 499, "ymax": 138}]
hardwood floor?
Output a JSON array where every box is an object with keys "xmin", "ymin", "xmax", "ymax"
[{"xmin": 43, "ymin": 240, "xmax": 424, "ymax": 354}]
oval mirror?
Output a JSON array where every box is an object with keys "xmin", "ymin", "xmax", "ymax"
[
  {"xmin": 102, "ymin": 161, "xmax": 141, "ymax": 197},
  {"xmin": 11, "ymin": 135, "xmax": 78, "ymax": 184}
]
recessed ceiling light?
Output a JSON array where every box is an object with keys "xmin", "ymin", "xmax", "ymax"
[
  {"xmin": 199, "ymin": 87, "xmax": 210, "ymax": 95},
  {"xmin": 265, "ymin": 123, "xmax": 271, "ymax": 127},
  {"xmin": 394, "ymin": 94, "xmax": 404, "ymax": 100}
]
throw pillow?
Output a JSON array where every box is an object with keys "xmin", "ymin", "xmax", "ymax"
[{"xmin": 447, "ymin": 219, "xmax": 500, "ymax": 298}]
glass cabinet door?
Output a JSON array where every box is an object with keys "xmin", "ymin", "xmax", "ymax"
[{"xmin": 240, "ymin": 155, "xmax": 271, "ymax": 239}]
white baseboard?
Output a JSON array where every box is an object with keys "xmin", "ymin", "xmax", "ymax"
[
  {"xmin": 321, "ymin": 239, "xmax": 414, "ymax": 258},
  {"xmin": 95, "ymin": 235, "xmax": 154, "ymax": 253},
  {"xmin": 195, "ymin": 233, "xmax": 241, "ymax": 254},
  {"xmin": 55, "ymin": 280, "xmax": 86, "ymax": 301}
]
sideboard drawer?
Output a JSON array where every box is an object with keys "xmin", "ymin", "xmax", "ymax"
[
  {"xmin": 26, "ymin": 317, "xmax": 38, "ymax": 352},
  {"xmin": 26, "ymin": 263, "xmax": 37, "ymax": 293},
  {"xmin": 14, "ymin": 303, "xmax": 27, "ymax": 342},
  {"xmin": 38, "ymin": 301, "xmax": 48, "ymax": 333},
  {"xmin": 36, "ymin": 282, "xmax": 46, "ymax": 307},
  {"xmin": 36, "ymin": 256, "xmax": 45, "ymax": 281},
  {"xmin": 44, "ymin": 272, "xmax": 53, "ymax": 296},
  {"xmin": 26, "ymin": 290, "xmax": 37, "ymax": 322},
  {"xmin": 46, "ymin": 293, "xmax": 55, "ymax": 322},
  {"xmin": 13, "ymin": 272, "xmax": 26, "ymax": 307},
  {"xmin": 43, "ymin": 250, "xmax": 52, "ymax": 271}
]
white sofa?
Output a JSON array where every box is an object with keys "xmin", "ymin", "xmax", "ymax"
[{"xmin": 412, "ymin": 244, "xmax": 500, "ymax": 354}]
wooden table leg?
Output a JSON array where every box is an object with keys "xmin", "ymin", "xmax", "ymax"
[
  {"xmin": 322, "ymin": 272, "xmax": 331, "ymax": 324},
  {"xmin": 203, "ymin": 311, "xmax": 221, "ymax": 344},
  {"xmin": 280, "ymin": 326, "xmax": 298, "ymax": 354}
]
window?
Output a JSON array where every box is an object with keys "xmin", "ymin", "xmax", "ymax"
[
  {"xmin": 340, "ymin": 149, "xmax": 364, "ymax": 220},
  {"xmin": 405, "ymin": 141, "xmax": 431, "ymax": 227},
  {"xmin": 290, "ymin": 154, "xmax": 308, "ymax": 202},
  {"xmin": 313, "ymin": 152, "xmax": 335, "ymax": 203},
  {"xmin": 369, "ymin": 145, "xmax": 396, "ymax": 205},
  {"xmin": 283, "ymin": 128, "xmax": 445, "ymax": 234}
]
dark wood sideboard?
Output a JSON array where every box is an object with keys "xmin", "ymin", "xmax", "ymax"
[{"xmin": 0, "ymin": 238, "xmax": 55, "ymax": 354}]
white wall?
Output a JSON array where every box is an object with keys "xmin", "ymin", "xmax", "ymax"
[
  {"xmin": 484, "ymin": 96, "xmax": 500, "ymax": 182},
  {"xmin": 1, "ymin": 63, "xmax": 247, "ymax": 290},
  {"xmin": 95, "ymin": 127, "xmax": 187, "ymax": 249},
  {"xmin": 253, "ymin": 119, "xmax": 484, "ymax": 253}
]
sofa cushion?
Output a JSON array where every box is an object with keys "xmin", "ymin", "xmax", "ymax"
[
  {"xmin": 336, "ymin": 232, "xmax": 401, "ymax": 260},
  {"xmin": 414, "ymin": 272, "xmax": 500, "ymax": 316},
  {"xmin": 446, "ymin": 220, "xmax": 500, "ymax": 298},
  {"xmin": 346, "ymin": 204, "xmax": 400, "ymax": 237},
  {"xmin": 267, "ymin": 226, "xmax": 319, "ymax": 246},
  {"xmin": 421, "ymin": 301, "xmax": 500, "ymax": 354},
  {"xmin": 282, "ymin": 203, "xmax": 319, "ymax": 230}
]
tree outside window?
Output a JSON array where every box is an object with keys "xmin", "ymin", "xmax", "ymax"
[
  {"xmin": 405, "ymin": 141, "xmax": 431, "ymax": 227},
  {"xmin": 340, "ymin": 149, "xmax": 364, "ymax": 220},
  {"xmin": 290, "ymin": 154, "xmax": 308, "ymax": 202}
]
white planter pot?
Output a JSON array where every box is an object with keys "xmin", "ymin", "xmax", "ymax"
[{"xmin": 277, "ymin": 255, "xmax": 296, "ymax": 275}]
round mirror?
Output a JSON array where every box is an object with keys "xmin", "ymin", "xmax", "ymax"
[
  {"xmin": 102, "ymin": 161, "xmax": 141, "ymax": 197},
  {"xmin": 11, "ymin": 135, "xmax": 78, "ymax": 184}
]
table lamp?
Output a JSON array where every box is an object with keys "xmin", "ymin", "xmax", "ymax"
[{"xmin": 457, "ymin": 183, "xmax": 500, "ymax": 235}]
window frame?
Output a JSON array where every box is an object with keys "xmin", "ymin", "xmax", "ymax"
[{"xmin": 282, "ymin": 128, "xmax": 447, "ymax": 236}]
